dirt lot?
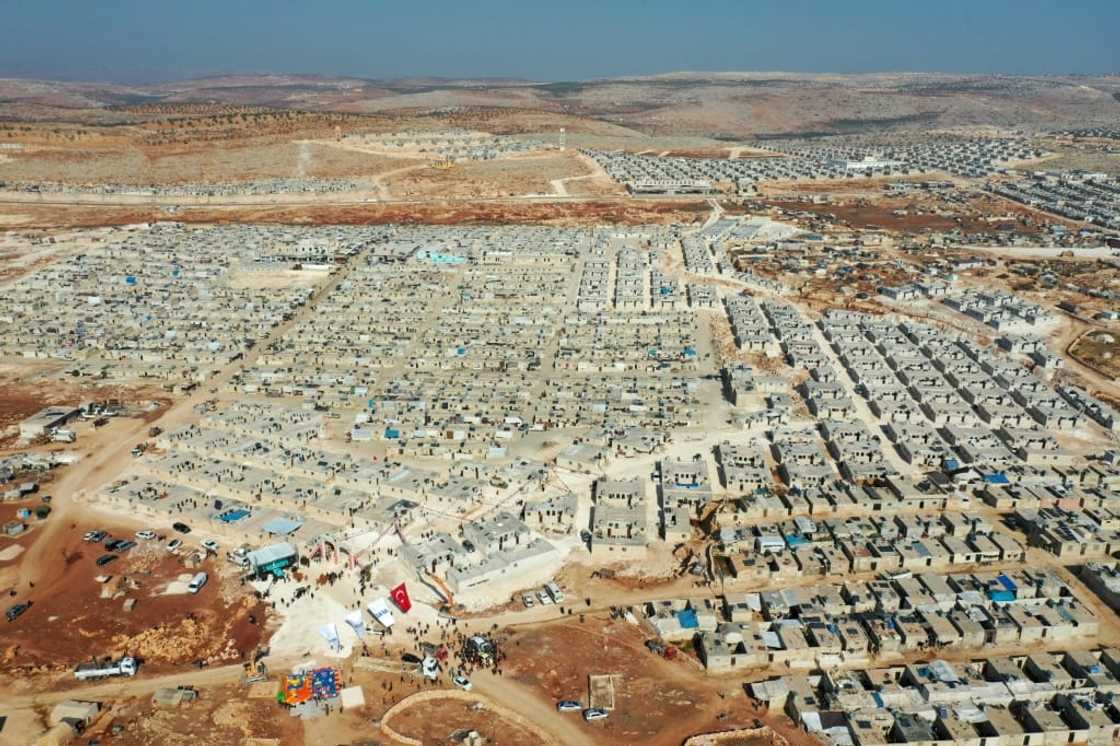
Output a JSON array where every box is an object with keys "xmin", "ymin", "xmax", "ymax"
[
  {"xmin": 228, "ymin": 268, "xmax": 328, "ymax": 290},
  {"xmin": 1070, "ymin": 329, "xmax": 1120, "ymax": 380},
  {"xmin": 761, "ymin": 176, "xmax": 923, "ymax": 197},
  {"xmin": 664, "ymin": 148, "xmax": 733, "ymax": 159},
  {"xmin": 496, "ymin": 616, "xmax": 760, "ymax": 746},
  {"xmin": 0, "ymin": 513, "xmax": 265, "ymax": 676},
  {"xmin": 385, "ymin": 153, "xmax": 593, "ymax": 198},
  {"xmin": 760, "ymin": 195, "xmax": 1053, "ymax": 235},
  {"xmin": 90, "ymin": 682, "xmax": 303, "ymax": 746},
  {"xmin": 0, "ymin": 140, "xmax": 414, "ymax": 185},
  {"xmin": 386, "ymin": 696, "xmax": 543, "ymax": 745},
  {"xmin": 0, "ymin": 378, "xmax": 168, "ymax": 450},
  {"xmin": 1036, "ymin": 146, "xmax": 1120, "ymax": 177},
  {"xmin": 0, "ymin": 197, "xmax": 709, "ymax": 229}
]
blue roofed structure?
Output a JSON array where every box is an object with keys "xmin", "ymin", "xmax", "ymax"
[{"xmin": 262, "ymin": 517, "xmax": 304, "ymax": 536}]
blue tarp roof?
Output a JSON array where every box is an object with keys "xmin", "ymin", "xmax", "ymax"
[
  {"xmin": 677, "ymin": 608, "xmax": 699, "ymax": 629},
  {"xmin": 218, "ymin": 508, "xmax": 250, "ymax": 523},
  {"xmin": 262, "ymin": 517, "xmax": 303, "ymax": 536},
  {"xmin": 984, "ymin": 473, "xmax": 1010, "ymax": 485},
  {"xmin": 997, "ymin": 574, "xmax": 1017, "ymax": 591}
]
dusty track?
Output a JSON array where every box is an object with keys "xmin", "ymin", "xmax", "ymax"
[{"xmin": 380, "ymin": 684, "xmax": 572, "ymax": 746}]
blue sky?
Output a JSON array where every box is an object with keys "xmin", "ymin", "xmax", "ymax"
[{"xmin": 1, "ymin": 0, "xmax": 1117, "ymax": 83}]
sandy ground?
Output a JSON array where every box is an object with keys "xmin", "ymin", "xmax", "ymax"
[
  {"xmin": 384, "ymin": 152, "xmax": 598, "ymax": 199},
  {"xmin": 268, "ymin": 591, "xmax": 356, "ymax": 660},
  {"xmin": 0, "ymin": 196, "xmax": 710, "ymax": 229},
  {"xmin": 0, "ymin": 544, "xmax": 25, "ymax": 562},
  {"xmin": 385, "ymin": 692, "xmax": 547, "ymax": 745},
  {"xmin": 0, "ymin": 140, "xmax": 413, "ymax": 186},
  {"xmin": 228, "ymin": 268, "xmax": 328, "ymax": 289}
]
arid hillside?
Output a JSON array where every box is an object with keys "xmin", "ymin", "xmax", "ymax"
[{"xmin": 1, "ymin": 71, "xmax": 1118, "ymax": 138}]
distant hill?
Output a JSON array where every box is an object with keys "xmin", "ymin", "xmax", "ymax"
[{"xmin": 0, "ymin": 71, "xmax": 1117, "ymax": 138}]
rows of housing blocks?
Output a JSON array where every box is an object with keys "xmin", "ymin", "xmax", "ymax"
[
  {"xmin": 341, "ymin": 129, "xmax": 546, "ymax": 161},
  {"xmin": 8, "ymin": 219, "xmax": 1120, "ymax": 608},
  {"xmin": 1, "ymin": 177, "xmax": 372, "ymax": 196},
  {"xmin": 41, "ymin": 224, "xmax": 721, "ymax": 597},
  {"xmin": 0, "ymin": 223, "xmax": 371, "ymax": 385},
  {"xmin": 752, "ymin": 650, "xmax": 1120, "ymax": 745},
  {"xmin": 992, "ymin": 172, "xmax": 1120, "ymax": 229},
  {"xmin": 634, "ymin": 566, "xmax": 1096, "ymax": 674},
  {"xmin": 98, "ymin": 400, "xmax": 567, "ymax": 594},
  {"xmin": 586, "ymin": 137, "xmax": 1040, "ymax": 194}
]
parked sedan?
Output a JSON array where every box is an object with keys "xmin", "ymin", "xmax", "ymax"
[
  {"xmin": 167, "ymin": 539, "xmax": 183, "ymax": 553},
  {"xmin": 172, "ymin": 522, "xmax": 191, "ymax": 534},
  {"xmin": 556, "ymin": 700, "xmax": 582, "ymax": 713},
  {"xmin": 95, "ymin": 554, "xmax": 118, "ymax": 567},
  {"xmin": 583, "ymin": 708, "xmax": 609, "ymax": 722},
  {"xmin": 452, "ymin": 672, "xmax": 472, "ymax": 691},
  {"xmin": 135, "ymin": 530, "xmax": 156, "ymax": 541}
]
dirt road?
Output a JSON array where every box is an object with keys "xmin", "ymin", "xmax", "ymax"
[
  {"xmin": 1, "ymin": 663, "xmax": 246, "ymax": 711},
  {"xmin": 471, "ymin": 671, "xmax": 598, "ymax": 746}
]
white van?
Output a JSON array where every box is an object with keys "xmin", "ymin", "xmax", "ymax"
[{"xmin": 188, "ymin": 572, "xmax": 208, "ymax": 594}]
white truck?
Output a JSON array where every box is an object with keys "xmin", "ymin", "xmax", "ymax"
[
  {"xmin": 188, "ymin": 572, "xmax": 208, "ymax": 594},
  {"xmin": 74, "ymin": 656, "xmax": 138, "ymax": 681},
  {"xmin": 227, "ymin": 546, "xmax": 250, "ymax": 567},
  {"xmin": 545, "ymin": 581, "xmax": 565, "ymax": 603}
]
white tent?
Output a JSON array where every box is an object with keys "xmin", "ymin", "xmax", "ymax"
[
  {"xmin": 344, "ymin": 610, "xmax": 365, "ymax": 638},
  {"xmin": 319, "ymin": 623, "xmax": 342, "ymax": 653},
  {"xmin": 367, "ymin": 598, "xmax": 396, "ymax": 629}
]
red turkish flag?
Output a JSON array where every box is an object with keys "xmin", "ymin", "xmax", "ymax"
[{"xmin": 390, "ymin": 582, "xmax": 412, "ymax": 613}]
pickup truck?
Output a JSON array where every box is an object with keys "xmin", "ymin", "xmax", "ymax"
[
  {"xmin": 74, "ymin": 656, "xmax": 137, "ymax": 681},
  {"xmin": 545, "ymin": 581, "xmax": 565, "ymax": 603}
]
